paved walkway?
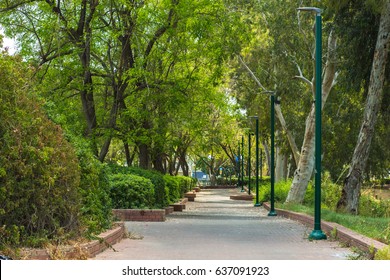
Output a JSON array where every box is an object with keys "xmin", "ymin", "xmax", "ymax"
[{"xmin": 94, "ymin": 189, "xmax": 353, "ymax": 260}]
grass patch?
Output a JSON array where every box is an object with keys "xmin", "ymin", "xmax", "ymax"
[{"xmin": 275, "ymin": 202, "xmax": 390, "ymax": 245}]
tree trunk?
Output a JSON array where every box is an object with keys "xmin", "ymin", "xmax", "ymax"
[
  {"xmin": 286, "ymin": 108, "xmax": 316, "ymax": 202},
  {"xmin": 337, "ymin": 2, "xmax": 390, "ymax": 214},
  {"xmin": 152, "ymin": 146, "xmax": 165, "ymax": 173},
  {"xmin": 286, "ymin": 30, "xmax": 337, "ymax": 203},
  {"xmin": 138, "ymin": 143, "xmax": 151, "ymax": 169},
  {"xmin": 124, "ymin": 142, "xmax": 136, "ymax": 166},
  {"xmin": 274, "ymin": 103, "xmax": 300, "ymax": 166},
  {"xmin": 180, "ymin": 155, "xmax": 189, "ymax": 176},
  {"xmin": 275, "ymin": 139, "xmax": 288, "ymax": 182},
  {"xmin": 262, "ymin": 140, "xmax": 271, "ymax": 176}
]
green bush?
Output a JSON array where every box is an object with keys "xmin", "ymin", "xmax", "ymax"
[
  {"xmin": 0, "ymin": 55, "xmax": 81, "ymax": 248},
  {"xmin": 258, "ymin": 179, "xmax": 313, "ymax": 204},
  {"xmin": 108, "ymin": 164, "xmax": 168, "ymax": 208},
  {"xmin": 44, "ymin": 91, "xmax": 114, "ymax": 237},
  {"xmin": 177, "ymin": 176, "xmax": 194, "ymax": 195},
  {"xmin": 375, "ymin": 245, "xmax": 390, "ymax": 260},
  {"xmin": 109, "ymin": 174, "xmax": 155, "ymax": 209},
  {"xmin": 321, "ymin": 172, "xmax": 342, "ymax": 210},
  {"xmin": 359, "ymin": 193, "xmax": 390, "ymax": 218},
  {"xmin": 163, "ymin": 175, "xmax": 180, "ymax": 204},
  {"xmin": 258, "ymin": 179, "xmax": 290, "ymax": 202},
  {"xmin": 75, "ymin": 143, "xmax": 113, "ymax": 236}
]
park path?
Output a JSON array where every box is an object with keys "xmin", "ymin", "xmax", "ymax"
[{"xmin": 94, "ymin": 188, "xmax": 352, "ymax": 260}]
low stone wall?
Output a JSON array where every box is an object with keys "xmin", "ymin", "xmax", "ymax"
[
  {"xmin": 230, "ymin": 194, "xmax": 254, "ymax": 201},
  {"xmin": 263, "ymin": 202, "xmax": 388, "ymax": 253},
  {"xmin": 112, "ymin": 209, "xmax": 166, "ymax": 222},
  {"xmin": 20, "ymin": 222, "xmax": 126, "ymax": 260}
]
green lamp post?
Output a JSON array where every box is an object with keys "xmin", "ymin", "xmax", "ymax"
[
  {"xmin": 268, "ymin": 94, "xmax": 277, "ymax": 216},
  {"xmin": 248, "ymin": 131, "xmax": 252, "ymax": 195},
  {"xmin": 298, "ymin": 6, "xmax": 326, "ymax": 240}
]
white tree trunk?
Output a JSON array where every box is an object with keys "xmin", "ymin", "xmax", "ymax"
[
  {"xmin": 337, "ymin": 2, "xmax": 390, "ymax": 213},
  {"xmin": 286, "ymin": 30, "xmax": 337, "ymax": 203},
  {"xmin": 274, "ymin": 103, "xmax": 300, "ymax": 166},
  {"xmin": 275, "ymin": 143, "xmax": 288, "ymax": 182}
]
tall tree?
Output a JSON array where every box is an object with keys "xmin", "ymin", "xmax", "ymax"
[
  {"xmin": 337, "ymin": 1, "xmax": 390, "ymax": 213},
  {"xmin": 286, "ymin": 29, "xmax": 338, "ymax": 203}
]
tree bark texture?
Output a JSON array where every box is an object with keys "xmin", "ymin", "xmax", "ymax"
[
  {"xmin": 337, "ymin": 2, "xmax": 390, "ymax": 213},
  {"xmin": 275, "ymin": 134, "xmax": 288, "ymax": 183},
  {"xmin": 274, "ymin": 102, "xmax": 300, "ymax": 166},
  {"xmin": 262, "ymin": 140, "xmax": 271, "ymax": 176},
  {"xmin": 286, "ymin": 30, "xmax": 337, "ymax": 203}
]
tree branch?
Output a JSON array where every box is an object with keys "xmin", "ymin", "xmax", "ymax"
[
  {"xmin": 0, "ymin": 0, "xmax": 38, "ymax": 12},
  {"xmin": 238, "ymin": 55, "xmax": 267, "ymax": 91},
  {"xmin": 293, "ymin": 61, "xmax": 313, "ymax": 88}
]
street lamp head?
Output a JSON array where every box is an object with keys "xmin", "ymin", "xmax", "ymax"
[{"xmin": 297, "ymin": 7, "xmax": 322, "ymax": 15}]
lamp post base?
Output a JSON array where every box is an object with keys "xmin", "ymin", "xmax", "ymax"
[
  {"xmin": 267, "ymin": 210, "xmax": 277, "ymax": 216},
  {"xmin": 309, "ymin": 230, "xmax": 327, "ymax": 240},
  {"xmin": 254, "ymin": 202, "xmax": 262, "ymax": 207}
]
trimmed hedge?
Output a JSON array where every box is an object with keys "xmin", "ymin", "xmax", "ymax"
[
  {"xmin": 107, "ymin": 164, "xmax": 196, "ymax": 207},
  {"xmin": 109, "ymin": 173, "xmax": 155, "ymax": 209},
  {"xmin": 108, "ymin": 165, "xmax": 169, "ymax": 208},
  {"xmin": 163, "ymin": 175, "xmax": 197, "ymax": 204},
  {"xmin": 163, "ymin": 175, "xmax": 181, "ymax": 204}
]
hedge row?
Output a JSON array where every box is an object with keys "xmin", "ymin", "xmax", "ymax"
[
  {"xmin": 107, "ymin": 164, "xmax": 197, "ymax": 209},
  {"xmin": 0, "ymin": 55, "xmax": 112, "ymax": 250}
]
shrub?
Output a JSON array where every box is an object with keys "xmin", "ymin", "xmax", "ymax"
[
  {"xmin": 321, "ymin": 172, "xmax": 342, "ymax": 210},
  {"xmin": 163, "ymin": 175, "xmax": 181, "ymax": 204},
  {"xmin": 359, "ymin": 192, "xmax": 390, "ymax": 218},
  {"xmin": 109, "ymin": 174, "xmax": 155, "ymax": 209},
  {"xmin": 0, "ymin": 55, "xmax": 81, "ymax": 248},
  {"xmin": 76, "ymin": 143, "xmax": 112, "ymax": 236},
  {"xmin": 258, "ymin": 179, "xmax": 313, "ymax": 204},
  {"xmin": 258, "ymin": 179, "xmax": 291, "ymax": 203},
  {"xmin": 177, "ymin": 176, "xmax": 194, "ymax": 195},
  {"xmin": 44, "ymin": 93, "xmax": 114, "ymax": 237},
  {"xmin": 108, "ymin": 165, "xmax": 168, "ymax": 208},
  {"xmin": 375, "ymin": 246, "xmax": 390, "ymax": 260}
]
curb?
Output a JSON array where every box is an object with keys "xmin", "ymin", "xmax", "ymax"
[
  {"xmin": 19, "ymin": 222, "xmax": 126, "ymax": 260},
  {"xmin": 263, "ymin": 202, "xmax": 388, "ymax": 253},
  {"xmin": 113, "ymin": 209, "xmax": 166, "ymax": 222}
]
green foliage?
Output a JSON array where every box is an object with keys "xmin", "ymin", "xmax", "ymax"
[
  {"xmin": 277, "ymin": 203, "xmax": 390, "ymax": 245},
  {"xmin": 108, "ymin": 164, "xmax": 168, "ymax": 208},
  {"xmin": 0, "ymin": 55, "xmax": 81, "ymax": 248},
  {"xmin": 321, "ymin": 172, "xmax": 343, "ymax": 210},
  {"xmin": 76, "ymin": 145, "xmax": 113, "ymax": 236},
  {"xmin": 258, "ymin": 179, "xmax": 314, "ymax": 204},
  {"xmin": 163, "ymin": 175, "xmax": 181, "ymax": 204},
  {"xmin": 358, "ymin": 193, "xmax": 390, "ymax": 218},
  {"xmin": 375, "ymin": 246, "xmax": 390, "ymax": 260},
  {"xmin": 109, "ymin": 174, "xmax": 155, "ymax": 209},
  {"xmin": 176, "ymin": 175, "xmax": 196, "ymax": 195}
]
